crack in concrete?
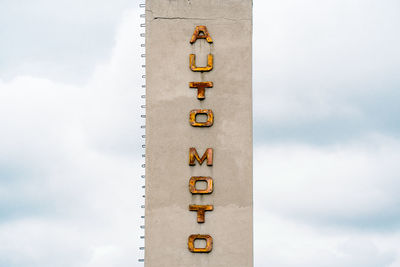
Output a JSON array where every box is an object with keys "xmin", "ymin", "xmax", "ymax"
[
  {"xmin": 146, "ymin": 6, "xmax": 251, "ymax": 22},
  {"xmin": 154, "ymin": 16, "xmax": 208, "ymax": 20},
  {"xmin": 152, "ymin": 16, "xmax": 250, "ymax": 21}
]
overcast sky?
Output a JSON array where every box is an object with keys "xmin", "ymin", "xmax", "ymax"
[{"xmin": 1, "ymin": 0, "xmax": 400, "ymax": 266}]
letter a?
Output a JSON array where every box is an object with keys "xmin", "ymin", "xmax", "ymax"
[{"xmin": 190, "ymin": 26, "xmax": 213, "ymax": 44}]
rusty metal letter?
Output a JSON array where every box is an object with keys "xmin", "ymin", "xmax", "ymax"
[
  {"xmin": 189, "ymin": 176, "xmax": 213, "ymax": 194},
  {"xmin": 188, "ymin": 234, "xmax": 213, "ymax": 253},
  {"xmin": 189, "ymin": 148, "xmax": 213, "ymax": 166},
  {"xmin": 189, "ymin": 205, "xmax": 213, "ymax": 223},
  {"xmin": 189, "ymin": 82, "xmax": 213, "ymax": 100},
  {"xmin": 189, "ymin": 54, "xmax": 213, "ymax": 72},
  {"xmin": 190, "ymin": 25, "xmax": 213, "ymax": 44},
  {"xmin": 189, "ymin": 109, "xmax": 214, "ymax": 127}
]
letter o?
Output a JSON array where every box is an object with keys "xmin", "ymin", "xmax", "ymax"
[
  {"xmin": 188, "ymin": 234, "xmax": 213, "ymax": 253},
  {"xmin": 189, "ymin": 109, "xmax": 214, "ymax": 127}
]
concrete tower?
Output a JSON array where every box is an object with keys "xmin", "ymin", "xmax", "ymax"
[{"xmin": 144, "ymin": 1, "xmax": 253, "ymax": 266}]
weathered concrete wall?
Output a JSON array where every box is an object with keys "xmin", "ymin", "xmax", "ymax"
[{"xmin": 145, "ymin": 1, "xmax": 253, "ymax": 266}]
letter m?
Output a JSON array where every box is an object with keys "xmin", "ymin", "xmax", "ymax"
[{"xmin": 189, "ymin": 148, "xmax": 213, "ymax": 166}]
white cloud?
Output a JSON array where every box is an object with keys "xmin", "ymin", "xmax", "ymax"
[
  {"xmin": 252, "ymin": 1, "xmax": 400, "ymax": 264},
  {"xmin": 254, "ymin": 212, "xmax": 398, "ymax": 267},
  {"xmin": 254, "ymin": 134, "xmax": 400, "ymax": 265},
  {"xmin": 0, "ymin": 0, "xmax": 138, "ymax": 83},
  {"xmin": 0, "ymin": 8, "xmax": 144, "ymax": 266},
  {"xmin": 255, "ymin": 134, "xmax": 400, "ymax": 227},
  {"xmin": 253, "ymin": 0, "xmax": 400, "ymax": 125}
]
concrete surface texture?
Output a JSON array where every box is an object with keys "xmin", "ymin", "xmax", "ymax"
[{"xmin": 145, "ymin": 0, "xmax": 253, "ymax": 266}]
